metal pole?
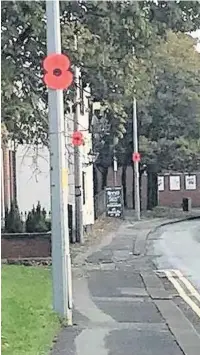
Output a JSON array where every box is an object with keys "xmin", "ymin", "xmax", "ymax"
[
  {"xmin": 133, "ymin": 98, "xmax": 141, "ymax": 220},
  {"xmin": 46, "ymin": 0, "xmax": 72, "ymax": 322},
  {"xmin": 113, "ymin": 152, "xmax": 117, "ymax": 186},
  {"xmin": 74, "ymin": 35, "xmax": 84, "ymax": 243}
]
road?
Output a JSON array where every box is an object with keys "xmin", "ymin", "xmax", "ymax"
[{"xmin": 152, "ymin": 219, "xmax": 200, "ymax": 292}]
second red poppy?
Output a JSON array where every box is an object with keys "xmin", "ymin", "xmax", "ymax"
[
  {"xmin": 132, "ymin": 152, "xmax": 141, "ymax": 163},
  {"xmin": 72, "ymin": 131, "xmax": 84, "ymax": 146}
]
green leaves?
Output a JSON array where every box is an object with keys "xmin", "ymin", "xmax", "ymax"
[
  {"xmin": 1, "ymin": 1, "xmax": 46, "ymax": 144},
  {"xmin": 138, "ymin": 31, "xmax": 200, "ymax": 170},
  {"xmin": 1, "ymin": 0, "xmax": 200, "ymax": 172}
]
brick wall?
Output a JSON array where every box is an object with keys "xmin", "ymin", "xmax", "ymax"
[
  {"xmin": 158, "ymin": 173, "xmax": 200, "ymax": 208},
  {"xmin": 1, "ymin": 233, "xmax": 51, "ymax": 259}
]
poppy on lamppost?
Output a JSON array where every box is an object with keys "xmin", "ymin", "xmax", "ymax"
[
  {"xmin": 43, "ymin": 53, "xmax": 73, "ymax": 90},
  {"xmin": 71, "ymin": 131, "xmax": 84, "ymax": 146}
]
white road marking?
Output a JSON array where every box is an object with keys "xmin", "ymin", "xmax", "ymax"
[
  {"xmin": 172, "ymin": 269, "xmax": 200, "ymax": 303},
  {"xmin": 165, "ymin": 270, "xmax": 200, "ymax": 319}
]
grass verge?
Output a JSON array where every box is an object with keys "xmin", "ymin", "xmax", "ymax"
[{"xmin": 2, "ymin": 265, "xmax": 60, "ymax": 355}]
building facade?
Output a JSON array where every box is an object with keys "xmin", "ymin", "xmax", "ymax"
[
  {"xmin": 1, "ymin": 139, "xmax": 17, "ymax": 225},
  {"xmin": 1, "ymin": 87, "xmax": 95, "ymax": 231}
]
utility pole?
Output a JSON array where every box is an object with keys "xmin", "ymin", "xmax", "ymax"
[
  {"xmin": 74, "ymin": 34, "xmax": 84, "ymax": 243},
  {"xmin": 133, "ymin": 97, "xmax": 141, "ymax": 220},
  {"xmin": 46, "ymin": 0, "xmax": 72, "ymax": 322}
]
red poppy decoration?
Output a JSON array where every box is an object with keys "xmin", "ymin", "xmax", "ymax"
[
  {"xmin": 132, "ymin": 152, "xmax": 141, "ymax": 163},
  {"xmin": 72, "ymin": 131, "xmax": 84, "ymax": 146},
  {"xmin": 43, "ymin": 53, "xmax": 73, "ymax": 90}
]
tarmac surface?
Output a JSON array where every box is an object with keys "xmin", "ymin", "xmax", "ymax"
[
  {"xmin": 150, "ymin": 219, "xmax": 200, "ymax": 292},
  {"xmin": 51, "ymin": 217, "xmax": 200, "ymax": 355}
]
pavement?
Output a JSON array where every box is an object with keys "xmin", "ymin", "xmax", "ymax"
[{"xmin": 51, "ymin": 217, "xmax": 200, "ymax": 355}]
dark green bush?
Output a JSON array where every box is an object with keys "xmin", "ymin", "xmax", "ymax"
[
  {"xmin": 4, "ymin": 202, "xmax": 24, "ymax": 233},
  {"xmin": 25, "ymin": 202, "xmax": 51, "ymax": 233}
]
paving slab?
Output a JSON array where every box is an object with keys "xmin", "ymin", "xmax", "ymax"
[
  {"xmin": 155, "ymin": 299, "xmax": 200, "ymax": 355},
  {"xmin": 117, "ymin": 287, "xmax": 148, "ymax": 297},
  {"xmin": 105, "ymin": 328, "xmax": 184, "ymax": 355},
  {"xmin": 88, "ymin": 269, "xmax": 144, "ymax": 297},
  {"xmin": 93, "ymin": 299, "xmax": 164, "ymax": 323}
]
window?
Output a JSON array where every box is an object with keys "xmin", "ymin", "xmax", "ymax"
[
  {"xmin": 158, "ymin": 176, "xmax": 164, "ymax": 191},
  {"xmin": 185, "ymin": 175, "xmax": 196, "ymax": 190},
  {"xmin": 82, "ymin": 172, "xmax": 86, "ymax": 205},
  {"xmin": 169, "ymin": 175, "xmax": 181, "ymax": 191}
]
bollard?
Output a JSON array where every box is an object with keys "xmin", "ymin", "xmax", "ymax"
[{"xmin": 182, "ymin": 197, "xmax": 192, "ymax": 212}]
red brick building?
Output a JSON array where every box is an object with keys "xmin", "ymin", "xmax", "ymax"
[
  {"xmin": 1, "ymin": 129, "xmax": 17, "ymax": 225},
  {"xmin": 158, "ymin": 172, "xmax": 200, "ymax": 208}
]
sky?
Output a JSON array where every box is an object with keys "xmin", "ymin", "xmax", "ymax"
[
  {"xmin": 191, "ymin": 29, "xmax": 200, "ymax": 52},
  {"xmin": 192, "ymin": 29, "xmax": 200, "ymax": 39}
]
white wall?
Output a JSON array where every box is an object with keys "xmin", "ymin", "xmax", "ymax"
[
  {"xmin": 83, "ymin": 164, "xmax": 94, "ymax": 226},
  {"xmin": 65, "ymin": 111, "xmax": 75, "ymax": 207},
  {"xmin": 79, "ymin": 88, "xmax": 95, "ymax": 226},
  {"xmin": 1, "ymin": 149, "xmax": 5, "ymax": 223},
  {"xmin": 16, "ymin": 88, "xmax": 95, "ymax": 227},
  {"xmin": 16, "ymin": 145, "xmax": 51, "ymax": 213}
]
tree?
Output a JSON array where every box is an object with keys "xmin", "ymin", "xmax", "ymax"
[
  {"xmin": 2, "ymin": 0, "xmax": 200, "ymax": 153},
  {"xmin": 4, "ymin": 202, "xmax": 23, "ymax": 233},
  {"xmin": 1, "ymin": 1, "xmax": 48, "ymax": 145},
  {"xmin": 138, "ymin": 31, "xmax": 200, "ymax": 171}
]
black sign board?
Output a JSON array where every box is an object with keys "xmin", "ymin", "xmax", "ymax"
[{"xmin": 105, "ymin": 186, "xmax": 124, "ymax": 218}]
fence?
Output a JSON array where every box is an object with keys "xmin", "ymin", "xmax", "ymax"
[{"xmin": 94, "ymin": 190, "xmax": 105, "ymax": 219}]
